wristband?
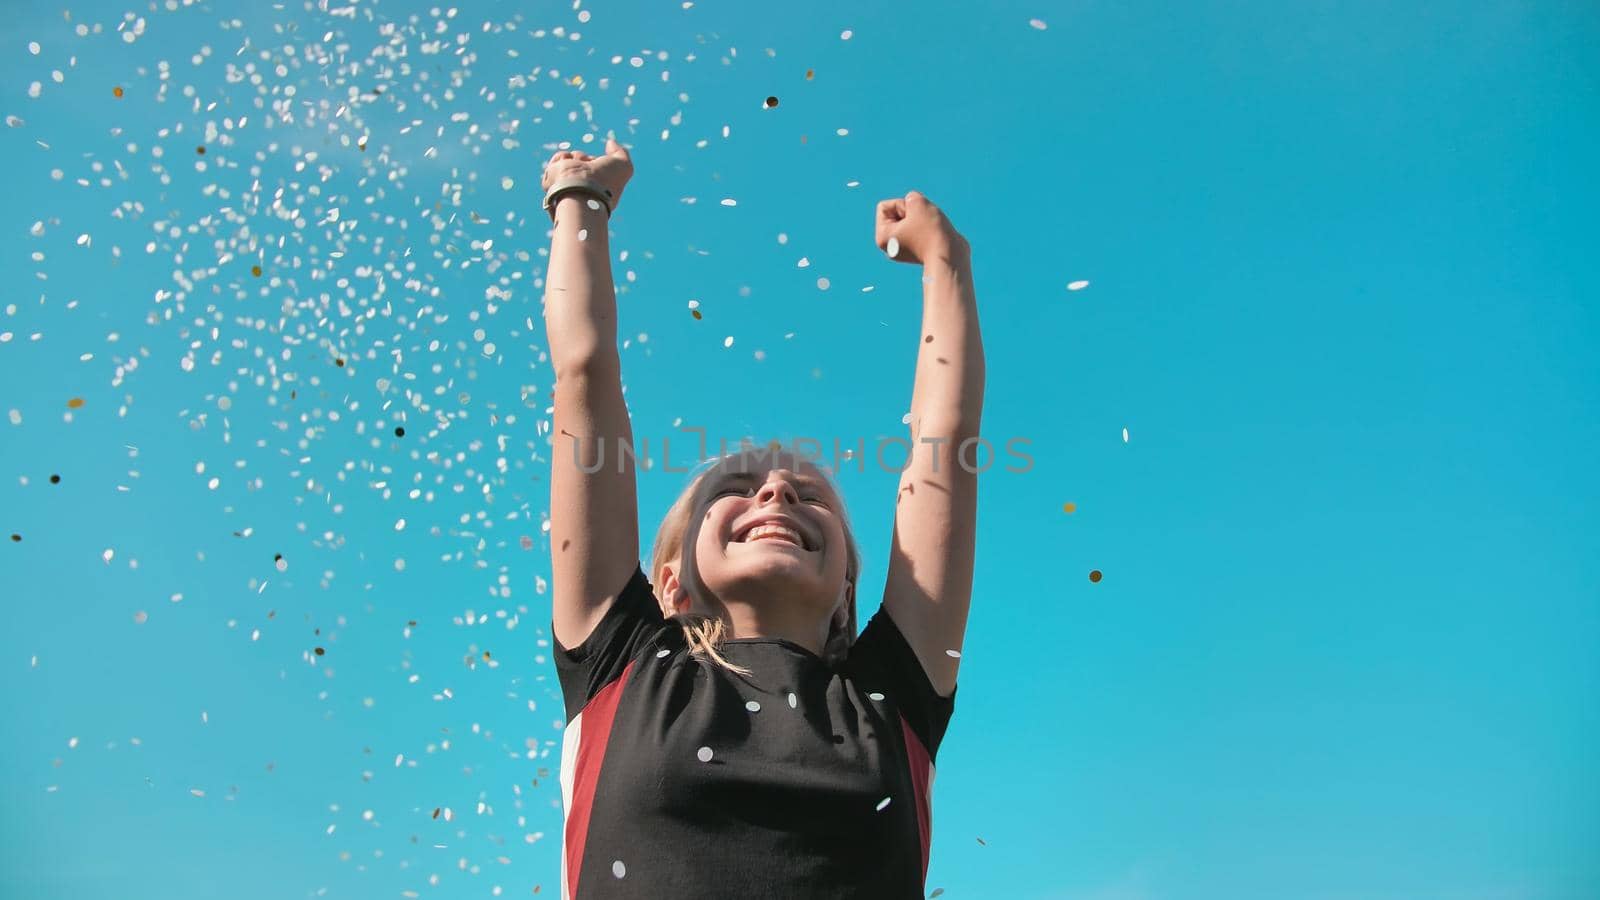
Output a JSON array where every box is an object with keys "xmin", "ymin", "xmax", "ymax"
[{"xmin": 543, "ymin": 178, "xmax": 615, "ymax": 221}]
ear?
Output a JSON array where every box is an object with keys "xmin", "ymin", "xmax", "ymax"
[
  {"xmin": 833, "ymin": 578, "xmax": 855, "ymax": 629},
  {"xmin": 658, "ymin": 561, "xmax": 688, "ymax": 618}
]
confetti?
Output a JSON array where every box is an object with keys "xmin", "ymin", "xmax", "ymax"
[
  {"xmin": 1068, "ymin": 280, "xmax": 1090, "ymax": 291},
  {"xmin": 886, "ymin": 237, "xmax": 900, "ymax": 258},
  {"xmin": 696, "ymin": 746, "xmax": 714, "ymax": 762},
  {"xmin": 1030, "ymin": 18, "xmax": 1048, "ymax": 30},
  {"xmin": 1122, "ymin": 427, "xmax": 1129, "ymax": 442},
  {"xmin": 764, "ymin": 96, "xmax": 779, "ymax": 108},
  {"xmin": 612, "ymin": 860, "xmax": 627, "ymax": 879},
  {"xmin": 1062, "ymin": 502, "xmax": 1076, "ymax": 514},
  {"xmin": 1089, "ymin": 570, "xmax": 1103, "ymax": 583}
]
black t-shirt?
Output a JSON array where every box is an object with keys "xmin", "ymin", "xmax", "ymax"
[{"xmin": 552, "ymin": 563, "xmax": 958, "ymax": 899}]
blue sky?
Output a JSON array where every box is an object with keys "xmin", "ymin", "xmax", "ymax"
[{"xmin": 1, "ymin": 1, "xmax": 1596, "ymax": 898}]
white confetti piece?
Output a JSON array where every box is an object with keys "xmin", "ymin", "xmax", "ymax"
[
  {"xmin": 720, "ymin": 198, "xmax": 737, "ymax": 207},
  {"xmin": 612, "ymin": 860, "xmax": 627, "ymax": 878},
  {"xmin": 8, "ymin": 410, "xmax": 20, "ymax": 426},
  {"xmin": 787, "ymin": 692, "xmax": 798, "ymax": 709},
  {"xmin": 901, "ymin": 413, "xmax": 913, "ymax": 425},
  {"xmin": 945, "ymin": 649, "xmax": 961, "ymax": 658},
  {"xmin": 876, "ymin": 796, "xmax": 892, "ymax": 811},
  {"xmin": 886, "ymin": 237, "xmax": 900, "ymax": 258},
  {"xmin": 723, "ymin": 336, "xmax": 734, "ymax": 348},
  {"xmin": 1068, "ymin": 280, "xmax": 1090, "ymax": 291},
  {"xmin": 133, "ymin": 611, "xmax": 148, "ymax": 624},
  {"xmin": 745, "ymin": 700, "xmax": 761, "ymax": 712},
  {"xmin": 817, "ymin": 277, "xmax": 830, "ymax": 290},
  {"xmin": 841, "ymin": 29, "xmax": 853, "ymax": 40},
  {"xmin": 68, "ymin": 737, "xmax": 78, "ymax": 749},
  {"xmin": 1122, "ymin": 427, "xmax": 1129, "ymax": 443},
  {"xmin": 1030, "ymin": 18, "xmax": 1048, "ymax": 30},
  {"xmin": 696, "ymin": 746, "xmax": 713, "ymax": 762},
  {"xmin": 28, "ymin": 41, "xmax": 41, "ymax": 54},
  {"xmin": 394, "ymin": 518, "xmax": 406, "ymax": 531},
  {"xmin": 868, "ymin": 692, "xmax": 885, "ymax": 701},
  {"xmin": 656, "ymin": 648, "xmax": 671, "ymax": 658},
  {"xmin": 500, "ymin": 176, "xmax": 514, "ymax": 190}
]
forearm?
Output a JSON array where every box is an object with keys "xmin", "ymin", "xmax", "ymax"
[
  {"xmin": 543, "ymin": 195, "xmax": 620, "ymax": 374},
  {"xmin": 909, "ymin": 246, "xmax": 985, "ymax": 436}
]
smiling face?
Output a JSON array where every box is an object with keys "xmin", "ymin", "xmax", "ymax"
[{"xmin": 673, "ymin": 451, "xmax": 854, "ymax": 639}]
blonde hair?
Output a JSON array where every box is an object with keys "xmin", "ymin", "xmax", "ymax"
[{"xmin": 648, "ymin": 447, "xmax": 861, "ymax": 677}]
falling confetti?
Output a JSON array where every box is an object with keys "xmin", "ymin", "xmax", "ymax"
[
  {"xmin": 1122, "ymin": 427, "xmax": 1130, "ymax": 443},
  {"xmin": 1062, "ymin": 502, "xmax": 1076, "ymax": 514},
  {"xmin": 1089, "ymin": 570, "xmax": 1103, "ymax": 583},
  {"xmin": 1068, "ymin": 280, "xmax": 1090, "ymax": 291},
  {"xmin": 1030, "ymin": 18, "xmax": 1049, "ymax": 30}
]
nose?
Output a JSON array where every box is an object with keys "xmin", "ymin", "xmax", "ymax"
[{"xmin": 755, "ymin": 476, "xmax": 799, "ymax": 507}]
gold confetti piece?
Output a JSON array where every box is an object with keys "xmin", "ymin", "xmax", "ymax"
[
  {"xmin": 764, "ymin": 96, "xmax": 779, "ymax": 108},
  {"xmin": 1063, "ymin": 502, "xmax": 1076, "ymax": 514},
  {"xmin": 66, "ymin": 397, "xmax": 84, "ymax": 409},
  {"xmin": 1089, "ymin": 570, "xmax": 1103, "ymax": 583},
  {"xmin": 195, "ymin": 146, "xmax": 205, "ymax": 155},
  {"xmin": 112, "ymin": 86, "xmax": 123, "ymax": 98},
  {"xmin": 251, "ymin": 265, "xmax": 261, "ymax": 277},
  {"xmin": 805, "ymin": 69, "xmax": 815, "ymax": 80},
  {"xmin": 691, "ymin": 310, "xmax": 702, "ymax": 320},
  {"xmin": 314, "ymin": 647, "xmax": 325, "ymax": 656}
]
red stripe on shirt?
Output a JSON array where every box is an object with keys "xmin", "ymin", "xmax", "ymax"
[
  {"xmin": 900, "ymin": 714, "xmax": 935, "ymax": 886},
  {"xmin": 565, "ymin": 658, "xmax": 637, "ymax": 899}
]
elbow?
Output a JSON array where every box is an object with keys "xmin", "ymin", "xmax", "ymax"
[{"xmin": 553, "ymin": 347, "xmax": 621, "ymax": 382}]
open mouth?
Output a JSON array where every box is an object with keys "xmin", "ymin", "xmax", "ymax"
[{"xmin": 733, "ymin": 521, "xmax": 814, "ymax": 551}]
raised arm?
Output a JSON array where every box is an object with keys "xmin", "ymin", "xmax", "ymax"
[
  {"xmin": 541, "ymin": 137, "xmax": 643, "ymax": 652},
  {"xmin": 873, "ymin": 191, "xmax": 984, "ymax": 699}
]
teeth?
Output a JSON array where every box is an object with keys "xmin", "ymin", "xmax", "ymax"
[{"xmin": 741, "ymin": 524, "xmax": 803, "ymax": 548}]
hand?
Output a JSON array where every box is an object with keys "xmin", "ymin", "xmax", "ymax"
[
  {"xmin": 874, "ymin": 190, "xmax": 968, "ymax": 266},
  {"xmin": 542, "ymin": 134, "xmax": 634, "ymax": 212}
]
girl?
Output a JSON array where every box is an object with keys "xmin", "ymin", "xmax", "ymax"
[{"xmin": 541, "ymin": 135, "xmax": 984, "ymax": 899}]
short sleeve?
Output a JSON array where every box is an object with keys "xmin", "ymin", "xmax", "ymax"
[
  {"xmin": 552, "ymin": 564, "xmax": 667, "ymax": 722},
  {"xmin": 846, "ymin": 604, "xmax": 958, "ymax": 762}
]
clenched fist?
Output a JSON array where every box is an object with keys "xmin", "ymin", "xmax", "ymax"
[
  {"xmin": 542, "ymin": 134, "xmax": 634, "ymax": 213},
  {"xmin": 874, "ymin": 190, "xmax": 968, "ymax": 266}
]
